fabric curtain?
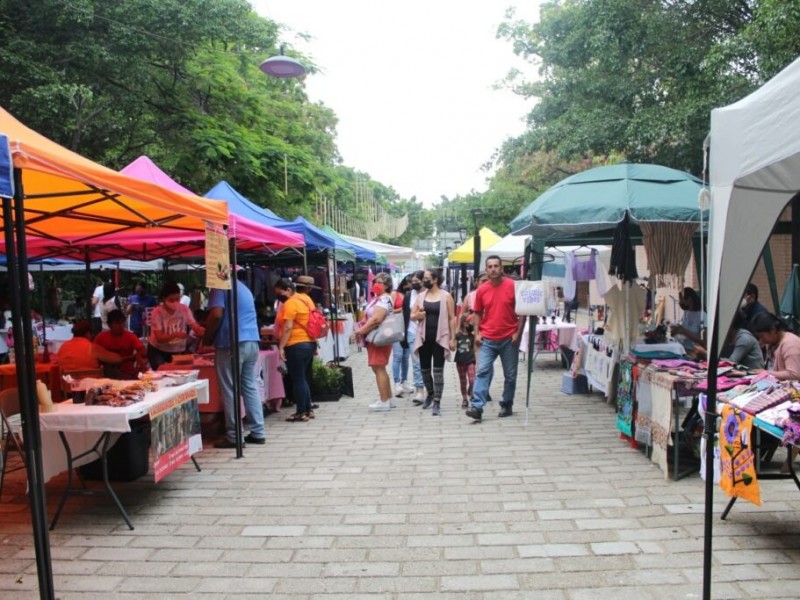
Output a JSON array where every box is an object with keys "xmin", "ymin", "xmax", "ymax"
[{"xmin": 641, "ymin": 222, "xmax": 698, "ymax": 289}]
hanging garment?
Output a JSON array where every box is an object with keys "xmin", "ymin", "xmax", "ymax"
[
  {"xmin": 641, "ymin": 222, "xmax": 698, "ymax": 289},
  {"xmin": 603, "ymin": 282, "xmax": 647, "ymax": 348},
  {"xmin": 564, "ymin": 249, "xmax": 606, "ymax": 300},
  {"xmin": 608, "ymin": 214, "xmax": 638, "ymax": 283}
]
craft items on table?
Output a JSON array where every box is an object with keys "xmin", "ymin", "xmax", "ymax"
[{"xmin": 719, "ymin": 404, "xmax": 762, "ymax": 506}]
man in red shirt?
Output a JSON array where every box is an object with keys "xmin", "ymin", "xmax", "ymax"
[
  {"xmin": 466, "ymin": 256, "xmax": 525, "ymax": 422},
  {"xmin": 93, "ymin": 309, "xmax": 149, "ymax": 379}
]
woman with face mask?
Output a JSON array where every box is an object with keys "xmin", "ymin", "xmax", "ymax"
[
  {"xmin": 356, "ymin": 272, "xmax": 396, "ymax": 411},
  {"xmin": 147, "ymin": 281, "xmax": 205, "ymax": 369},
  {"xmin": 411, "ymin": 268, "xmax": 456, "ymax": 416}
]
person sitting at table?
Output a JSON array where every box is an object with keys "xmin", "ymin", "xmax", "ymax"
[
  {"xmin": 721, "ymin": 309, "xmax": 764, "ymax": 370},
  {"xmin": 751, "ymin": 312, "xmax": 800, "ymax": 380},
  {"xmin": 57, "ymin": 319, "xmax": 124, "ymax": 372},
  {"xmin": 670, "ymin": 287, "xmax": 706, "ymax": 356},
  {"xmin": 147, "ymin": 282, "xmax": 205, "ymax": 369},
  {"xmin": 93, "ymin": 310, "xmax": 149, "ymax": 379}
]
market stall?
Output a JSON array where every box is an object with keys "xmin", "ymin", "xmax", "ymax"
[{"xmin": 703, "ymin": 55, "xmax": 800, "ymax": 598}]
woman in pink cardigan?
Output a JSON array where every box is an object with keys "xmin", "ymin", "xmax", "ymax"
[
  {"xmin": 751, "ymin": 312, "xmax": 800, "ymax": 380},
  {"xmin": 411, "ymin": 268, "xmax": 456, "ymax": 416}
]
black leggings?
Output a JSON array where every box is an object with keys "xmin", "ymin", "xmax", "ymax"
[{"xmin": 418, "ymin": 338, "xmax": 445, "ymax": 370}]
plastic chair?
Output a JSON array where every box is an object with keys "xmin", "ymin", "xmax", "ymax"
[{"xmin": 0, "ymin": 388, "xmax": 26, "ymax": 500}]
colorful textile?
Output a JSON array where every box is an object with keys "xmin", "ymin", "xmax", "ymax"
[
  {"xmin": 719, "ymin": 405, "xmax": 761, "ymax": 506},
  {"xmin": 649, "ymin": 370, "xmax": 678, "ymax": 479},
  {"xmin": 616, "ymin": 360, "xmax": 635, "ymax": 437}
]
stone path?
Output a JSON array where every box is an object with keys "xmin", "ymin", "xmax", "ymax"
[{"xmin": 0, "ymin": 347, "xmax": 798, "ymax": 598}]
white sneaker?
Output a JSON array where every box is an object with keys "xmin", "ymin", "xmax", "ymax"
[
  {"xmin": 413, "ymin": 390, "xmax": 424, "ymax": 402},
  {"xmin": 389, "ymin": 399, "xmax": 397, "ymax": 408},
  {"xmin": 368, "ymin": 400, "xmax": 391, "ymax": 412},
  {"xmin": 401, "ymin": 382, "xmax": 415, "ymax": 393},
  {"xmin": 394, "ymin": 384, "xmax": 406, "ymax": 397}
]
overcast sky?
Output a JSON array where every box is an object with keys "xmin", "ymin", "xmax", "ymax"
[{"xmin": 252, "ymin": 1, "xmax": 542, "ymax": 206}]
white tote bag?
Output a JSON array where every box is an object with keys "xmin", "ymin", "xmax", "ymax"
[{"xmin": 514, "ymin": 280, "xmax": 547, "ymax": 316}]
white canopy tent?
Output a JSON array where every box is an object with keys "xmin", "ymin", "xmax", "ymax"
[
  {"xmin": 340, "ymin": 234, "xmax": 416, "ymax": 263},
  {"xmin": 481, "ymin": 233, "xmax": 530, "ymax": 265},
  {"xmin": 708, "ymin": 56, "xmax": 800, "ymax": 347}
]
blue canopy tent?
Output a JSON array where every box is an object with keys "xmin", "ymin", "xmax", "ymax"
[{"xmin": 204, "ymin": 182, "xmax": 356, "ymax": 263}]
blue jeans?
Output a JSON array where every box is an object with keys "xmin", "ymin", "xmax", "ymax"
[
  {"xmin": 392, "ymin": 336, "xmax": 411, "ymax": 384},
  {"xmin": 471, "ymin": 337, "xmax": 518, "ymax": 410},
  {"xmin": 216, "ymin": 341, "xmax": 264, "ymax": 442},
  {"xmin": 285, "ymin": 342, "xmax": 316, "ymax": 414},
  {"xmin": 408, "ymin": 331, "xmax": 423, "ymax": 388}
]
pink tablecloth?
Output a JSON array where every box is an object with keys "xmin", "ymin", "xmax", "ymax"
[{"xmin": 160, "ymin": 350, "xmax": 284, "ymax": 413}]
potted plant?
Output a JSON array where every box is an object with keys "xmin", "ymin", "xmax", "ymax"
[{"xmin": 311, "ymin": 358, "xmax": 344, "ymax": 402}]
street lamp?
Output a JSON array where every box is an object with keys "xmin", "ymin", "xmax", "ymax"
[
  {"xmin": 444, "ymin": 245, "xmax": 452, "ymax": 288},
  {"xmin": 260, "ymin": 44, "xmax": 306, "ymax": 78},
  {"xmin": 458, "ymin": 226, "xmax": 468, "ymax": 243},
  {"xmin": 471, "ymin": 208, "xmax": 483, "ymax": 288}
]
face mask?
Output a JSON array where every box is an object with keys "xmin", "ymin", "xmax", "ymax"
[
  {"xmin": 412, "ymin": 282, "xmax": 421, "ymax": 291},
  {"xmin": 371, "ymin": 283, "xmax": 385, "ymax": 295},
  {"xmin": 740, "ymin": 298, "xmax": 748, "ymax": 309},
  {"xmin": 423, "ymin": 281, "xmax": 434, "ymax": 290}
]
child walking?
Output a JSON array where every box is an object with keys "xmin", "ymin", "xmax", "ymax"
[{"xmin": 454, "ymin": 315, "xmax": 476, "ymax": 409}]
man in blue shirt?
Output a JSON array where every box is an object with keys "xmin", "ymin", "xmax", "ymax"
[
  {"xmin": 126, "ymin": 281, "xmax": 157, "ymax": 338},
  {"xmin": 203, "ymin": 276, "xmax": 265, "ymax": 448}
]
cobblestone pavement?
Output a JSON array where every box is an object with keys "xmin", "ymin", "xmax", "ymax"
[{"xmin": 1, "ymin": 346, "xmax": 799, "ymax": 599}]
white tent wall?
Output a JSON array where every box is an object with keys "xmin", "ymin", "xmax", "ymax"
[{"xmin": 709, "ymin": 56, "xmax": 800, "ymax": 348}]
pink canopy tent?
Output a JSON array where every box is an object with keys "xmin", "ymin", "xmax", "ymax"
[{"xmin": 118, "ymin": 156, "xmax": 303, "ymax": 252}]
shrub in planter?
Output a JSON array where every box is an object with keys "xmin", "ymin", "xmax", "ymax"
[{"xmin": 311, "ymin": 358, "xmax": 343, "ymax": 401}]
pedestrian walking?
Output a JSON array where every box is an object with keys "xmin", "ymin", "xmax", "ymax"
[
  {"xmin": 392, "ymin": 275, "xmax": 416, "ymax": 397},
  {"xmin": 466, "ymin": 255, "xmax": 525, "ymax": 422},
  {"xmin": 411, "ymin": 268, "xmax": 456, "ymax": 416},
  {"xmin": 454, "ymin": 314, "xmax": 476, "ymax": 409}
]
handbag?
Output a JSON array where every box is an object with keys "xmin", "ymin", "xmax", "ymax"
[
  {"xmin": 366, "ymin": 310, "xmax": 405, "ymax": 346},
  {"xmin": 514, "ymin": 280, "xmax": 546, "ymax": 316}
]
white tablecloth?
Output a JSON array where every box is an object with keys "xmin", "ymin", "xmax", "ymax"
[
  {"xmin": 39, "ymin": 380, "xmax": 208, "ymax": 481},
  {"xmin": 519, "ymin": 318, "xmax": 579, "ymax": 355},
  {"xmin": 318, "ymin": 313, "xmax": 354, "ymax": 363}
]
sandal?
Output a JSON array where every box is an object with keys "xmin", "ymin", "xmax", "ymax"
[
  {"xmin": 285, "ymin": 413, "xmax": 309, "ymax": 422},
  {"xmin": 305, "ymin": 410, "xmax": 316, "ymax": 419}
]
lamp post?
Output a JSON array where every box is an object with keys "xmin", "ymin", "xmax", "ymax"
[
  {"xmin": 444, "ymin": 245, "xmax": 452, "ymax": 288},
  {"xmin": 260, "ymin": 44, "xmax": 307, "ymax": 78},
  {"xmin": 471, "ymin": 208, "xmax": 483, "ymax": 289}
]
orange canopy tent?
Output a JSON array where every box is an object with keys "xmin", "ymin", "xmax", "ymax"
[
  {"xmin": 0, "ymin": 106, "xmax": 227, "ymax": 246},
  {"xmin": 0, "ymin": 105, "xmax": 229, "ymax": 597}
]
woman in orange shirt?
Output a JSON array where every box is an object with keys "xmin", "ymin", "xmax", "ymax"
[{"xmin": 276, "ymin": 276, "xmax": 318, "ymax": 422}]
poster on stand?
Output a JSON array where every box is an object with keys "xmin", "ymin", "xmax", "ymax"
[
  {"xmin": 205, "ymin": 221, "xmax": 231, "ymax": 290},
  {"xmin": 149, "ymin": 386, "xmax": 201, "ymax": 483}
]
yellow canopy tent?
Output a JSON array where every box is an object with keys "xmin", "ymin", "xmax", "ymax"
[
  {"xmin": 0, "ymin": 106, "xmax": 228, "ymax": 245},
  {"xmin": 447, "ymin": 227, "xmax": 502, "ymax": 263}
]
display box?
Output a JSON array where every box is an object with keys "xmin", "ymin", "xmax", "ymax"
[{"xmin": 560, "ymin": 373, "xmax": 589, "ymax": 395}]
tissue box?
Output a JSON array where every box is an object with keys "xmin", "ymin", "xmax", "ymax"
[{"xmin": 560, "ymin": 373, "xmax": 588, "ymax": 395}]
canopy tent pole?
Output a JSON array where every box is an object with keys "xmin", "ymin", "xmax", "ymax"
[
  {"xmin": 302, "ymin": 247, "xmax": 308, "ymax": 275},
  {"xmin": 702, "ymin": 295, "xmax": 721, "ymax": 600},
  {"xmin": 84, "ymin": 249, "xmax": 93, "ymax": 320},
  {"xmin": 228, "ymin": 237, "xmax": 244, "ymax": 458},
  {"xmin": 761, "ymin": 242, "xmax": 780, "ymax": 313},
  {"xmin": 523, "ymin": 239, "xmax": 545, "ymax": 427},
  {"xmin": 4, "ymin": 170, "xmax": 56, "ymax": 599}
]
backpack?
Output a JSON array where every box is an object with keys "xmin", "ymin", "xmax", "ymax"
[{"xmin": 299, "ymin": 296, "xmax": 330, "ymax": 340}]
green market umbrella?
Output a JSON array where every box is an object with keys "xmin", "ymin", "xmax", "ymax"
[{"xmin": 510, "ymin": 163, "xmax": 706, "ymax": 243}]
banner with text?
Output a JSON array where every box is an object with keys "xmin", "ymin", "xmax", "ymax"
[{"xmin": 205, "ymin": 221, "xmax": 231, "ymax": 290}]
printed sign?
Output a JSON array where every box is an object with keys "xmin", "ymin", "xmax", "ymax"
[
  {"xmin": 205, "ymin": 221, "xmax": 231, "ymax": 290},
  {"xmin": 149, "ymin": 387, "xmax": 201, "ymax": 483}
]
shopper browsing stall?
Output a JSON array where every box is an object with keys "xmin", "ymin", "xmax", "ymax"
[{"xmin": 204, "ymin": 275, "xmax": 265, "ymax": 448}]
